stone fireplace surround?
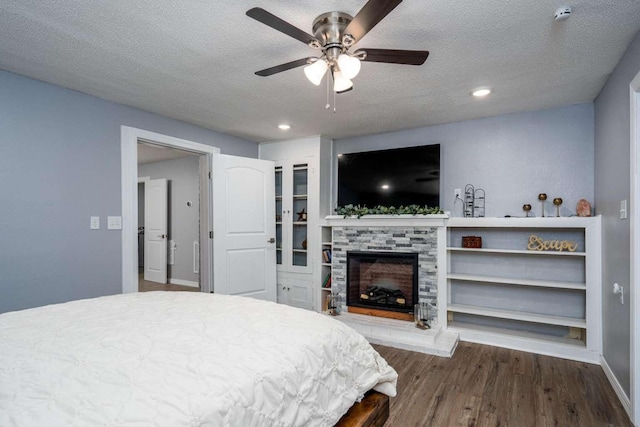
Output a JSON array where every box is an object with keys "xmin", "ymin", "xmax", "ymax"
[
  {"xmin": 325, "ymin": 215, "xmax": 458, "ymax": 356},
  {"xmin": 335, "ymin": 228, "xmax": 437, "ymax": 322}
]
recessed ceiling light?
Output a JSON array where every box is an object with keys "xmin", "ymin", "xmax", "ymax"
[
  {"xmin": 337, "ymin": 153, "xmax": 343, "ymax": 157},
  {"xmin": 381, "ymin": 184, "xmax": 390, "ymax": 190},
  {"xmin": 472, "ymin": 88, "xmax": 492, "ymax": 97},
  {"xmin": 278, "ymin": 124, "xmax": 291, "ymax": 130}
]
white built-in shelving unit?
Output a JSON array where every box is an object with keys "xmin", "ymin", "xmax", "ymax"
[
  {"xmin": 446, "ymin": 216, "xmax": 602, "ymax": 363},
  {"xmin": 320, "ymin": 225, "xmax": 333, "ymax": 311},
  {"xmin": 259, "ymin": 136, "xmax": 332, "ymax": 312}
]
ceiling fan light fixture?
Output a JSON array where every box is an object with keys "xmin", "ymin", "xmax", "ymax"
[
  {"xmin": 304, "ymin": 59, "xmax": 328, "ymax": 85},
  {"xmin": 337, "ymin": 54, "xmax": 361, "ymax": 80},
  {"xmin": 333, "ymin": 70, "xmax": 353, "ymax": 92}
]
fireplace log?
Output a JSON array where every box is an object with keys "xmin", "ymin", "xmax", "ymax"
[{"xmin": 361, "ymin": 286, "xmax": 409, "ymax": 307}]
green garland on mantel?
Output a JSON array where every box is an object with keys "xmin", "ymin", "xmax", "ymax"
[{"xmin": 335, "ymin": 204, "xmax": 444, "ymax": 218}]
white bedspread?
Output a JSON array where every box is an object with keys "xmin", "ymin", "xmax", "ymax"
[{"xmin": 0, "ymin": 292, "xmax": 397, "ymax": 426}]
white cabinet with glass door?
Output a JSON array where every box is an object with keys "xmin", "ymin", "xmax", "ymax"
[
  {"xmin": 260, "ymin": 136, "xmax": 333, "ymax": 312},
  {"xmin": 274, "ymin": 160, "xmax": 312, "ymax": 274}
]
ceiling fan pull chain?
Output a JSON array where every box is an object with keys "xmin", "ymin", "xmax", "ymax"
[
  {"xmin": 334, "ymin": 88, "xmax": 337, "ymax": 113},
  {"xmin": 326, "ymin": 71, "xmax": 330, "ymax": 109}
]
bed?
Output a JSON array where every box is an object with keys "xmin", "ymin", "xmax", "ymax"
[{"xmin": 0, "ymin": 292, "xmax": 397, "ymax": 426}]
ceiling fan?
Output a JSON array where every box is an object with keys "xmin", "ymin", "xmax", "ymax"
[{"xmin": 246, "ymin": 0, "xmax": 429, "ymax": 93}]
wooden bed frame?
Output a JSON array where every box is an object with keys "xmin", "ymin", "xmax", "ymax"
[{"xmin": 335, "ymin": 391, "xmax": 389, "ymax": 427}]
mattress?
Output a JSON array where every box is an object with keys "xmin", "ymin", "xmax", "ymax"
[{"xmin": 0, "ymin": 292, "xmax": 397, "ymax": 426}]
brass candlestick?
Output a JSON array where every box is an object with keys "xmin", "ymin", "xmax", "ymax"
[
  {"xmin": 553, "ymin": 197, "xmax": 563, "ymax": 217},
  {"xmin": 523, "ymin": 204, "xmax": 532, "ymax": 217},
  {"xmin": 538, "ymin": 193, "xmax": 547, "ymax": 217}
]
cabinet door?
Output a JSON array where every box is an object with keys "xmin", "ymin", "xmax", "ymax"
[
  {"xmin": 276, "ymin": 277, "xmax": 288, "ymax": 305},
  {"xmin": 290, "ymin": 163, "xmax": 309, "ymax": 272},
  {"xmin": 287, "ymin": 278, "xmax": 314, "ymax": 310},
  {"xmin": 278, "ymin": 277, "xmax": 314, "ymax": 310},
  {"xmin": 275, "ymin": 166, "xmax": 283, "ymax": 266}
]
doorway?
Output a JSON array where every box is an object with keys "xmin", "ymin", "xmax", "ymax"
[
  {"xmin": 121, "ymin": 126, "xmax": 277, "ymax": 302},
  {"xmin": 137, "ymin": 142, "xmax": 202, "ymax": 292},
  {"xmin": 630, "ymin": 71, "xmax": 640, "ymax": 426},
  {"xmin": 121, "ymin": 127, "xmax": 219, "ymax": 294}
]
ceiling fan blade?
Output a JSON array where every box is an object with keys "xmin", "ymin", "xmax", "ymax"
[
  {"xmin": 246, "ymin": 8, "xmax": 318, "ymax": 46},
  {"xmin": 344, "ymin": 0, "xmax": 403, "ymax": 43},
  {"xmin": 255, "ymin": 57, "xmax": 315, "ymax": 77},
  {"xmin": 357, "ymin": 48, "xmax": 429, "ymax": 65}
]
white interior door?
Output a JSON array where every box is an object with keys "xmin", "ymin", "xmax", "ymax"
[
  {"xmin": 144, "ymin": 178, "xmax": 168, "ymax": 283},
  {"xmin": 212, "ymin": 154, "xmax": 276, "ymax": 301}
]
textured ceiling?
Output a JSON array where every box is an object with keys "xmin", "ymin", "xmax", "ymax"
[{"xmin": 1, "ymin": 1, "xmax": 639, "ymax": 142}]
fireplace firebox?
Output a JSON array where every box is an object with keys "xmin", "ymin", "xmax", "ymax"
[{"xmin": 346, "ymin": 251, "xmax": 419, "ymax": 314}]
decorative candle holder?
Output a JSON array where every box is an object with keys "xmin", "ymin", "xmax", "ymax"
[
  {"xmin": 538, "ymin": 193, "xmax": 547, "ymax": 217},
  {"xmin": 414, "ymin": 302, "xmax": 430, "ymax": 330},
  {"xmin": 553, "ymin": 197, "xmax": 563, "ymax": 217},
  {"xmin": 523, "ymin": 204, "xmax": 532, "ymax": 217}
]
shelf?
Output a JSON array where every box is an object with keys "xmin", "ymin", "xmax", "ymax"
[
  {"xmin": 447, "ymin": 303, "xmax": 586, "ymax": 328},
  {"xmin": 447, "ymin": 273, "xmax": 586, "ymax": 290},
  {"xmin": 321, "ymin": 241, "xmax": 332, "ymax": 246},
  {"xmin": 275, "ymin": 196, "xmax": 282, "ymax": 200},
  {"xmin": 293, "ymin": 221, "xmax": 308, "ymax": 225},
  {"xmin": 292, "ymin": 249, "xmax": 308, "ymax": 253},
  {"xmin": 445, "ymin": 217, "xmax": 600, "ymax": 361},
  {"xmin": 293, "ymin": 194, "xmax": 308, "ymax": 199},
  {"xmin": 321, "ymin": 263, "xmax": 331, "ymax": 267},
  {"xmin": 321, "ymin": 287, "xmax": 333, "ymax": 292},
  {"xmin": 447, "ymin": 321, "xmax": 585, "ymax": 347},
  {"xmin": 275, "ymin": 222, "xmax": 282, "ymax": 225},
  {"xmin": 447, "ymin": 217, "xmax": 597, "ymax": 228},
  {"xmin": 447, "ymin": 247, "xmax": 586, "ymax": 257}
]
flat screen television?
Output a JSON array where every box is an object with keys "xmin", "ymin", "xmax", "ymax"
[{"xmin": 337, "ymin": 144, "xmax": 440, "ymax": 207}]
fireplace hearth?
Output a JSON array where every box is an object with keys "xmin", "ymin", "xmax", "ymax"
[{"xmin": 347, "ymin": 251, "xmax": 418, "ymax": 314}]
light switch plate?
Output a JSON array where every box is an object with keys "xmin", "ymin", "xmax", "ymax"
[
  {"xmin": 90, "ymin": 216, "xmax": 100, "ymax": 230},
  {"xmin": 107, "ymin": 216, "xmax": 122, "ymax": 230},
  {"xmin": 620, "ymin": 200, "xmax": 628, "ymax": 219}
]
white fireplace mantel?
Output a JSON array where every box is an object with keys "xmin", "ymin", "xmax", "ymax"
[{"xmin": 324, "ymin": 214, "xmax": 449, "ymax": 227}]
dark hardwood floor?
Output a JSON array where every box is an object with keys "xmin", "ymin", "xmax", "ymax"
[
  {"xmin": 138, "ymin": 272, "xmax": 199, "ymax": 292},
  {"xmin": 374, "ymin": 342, "xmax": 631, "ymax": 426}
]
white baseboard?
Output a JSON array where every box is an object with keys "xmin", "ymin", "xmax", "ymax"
[
  {"xmin": 169, "ymin": 278, "xmax": 199, "ymax": 288},
  {"xmin": 600, "ymin": 355, "xmax": 632, "ymax": 420}
]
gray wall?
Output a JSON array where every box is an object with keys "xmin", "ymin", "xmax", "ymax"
[
  {"xmin": 594, "ymin": 30, "xmax": 640, "ymax": 398},
  {"xmin": 334, "ymin": 103, "xmax": 594, "ymax": 219},
  {"xmin": 139, "ymin": 156, "xmax": 200, "ymax": 284},
  {"xmin": 0, "ymin": 70, "xmax": 258, "ymax": 314}
]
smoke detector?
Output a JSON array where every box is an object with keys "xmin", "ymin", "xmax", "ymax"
[{"xmin": 554, "ymin": 6, "xmax": 572, "ymax": 21}]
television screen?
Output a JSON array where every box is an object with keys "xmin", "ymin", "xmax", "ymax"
[{"xmin": 337, "ymin": 144, "xmax": 440, "ymax": 207}]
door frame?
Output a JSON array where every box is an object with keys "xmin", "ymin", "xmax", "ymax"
[
  {"xmin": 137, "ymin": 177, "xmax": 149, "ymax": 272},
  {"xmin": 121, "ymin": 126, "xmax": 219, "ymax": 294},
  {"xmin": 630, "ymin": 70, "xmax": 640, "ymax": 425}
]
